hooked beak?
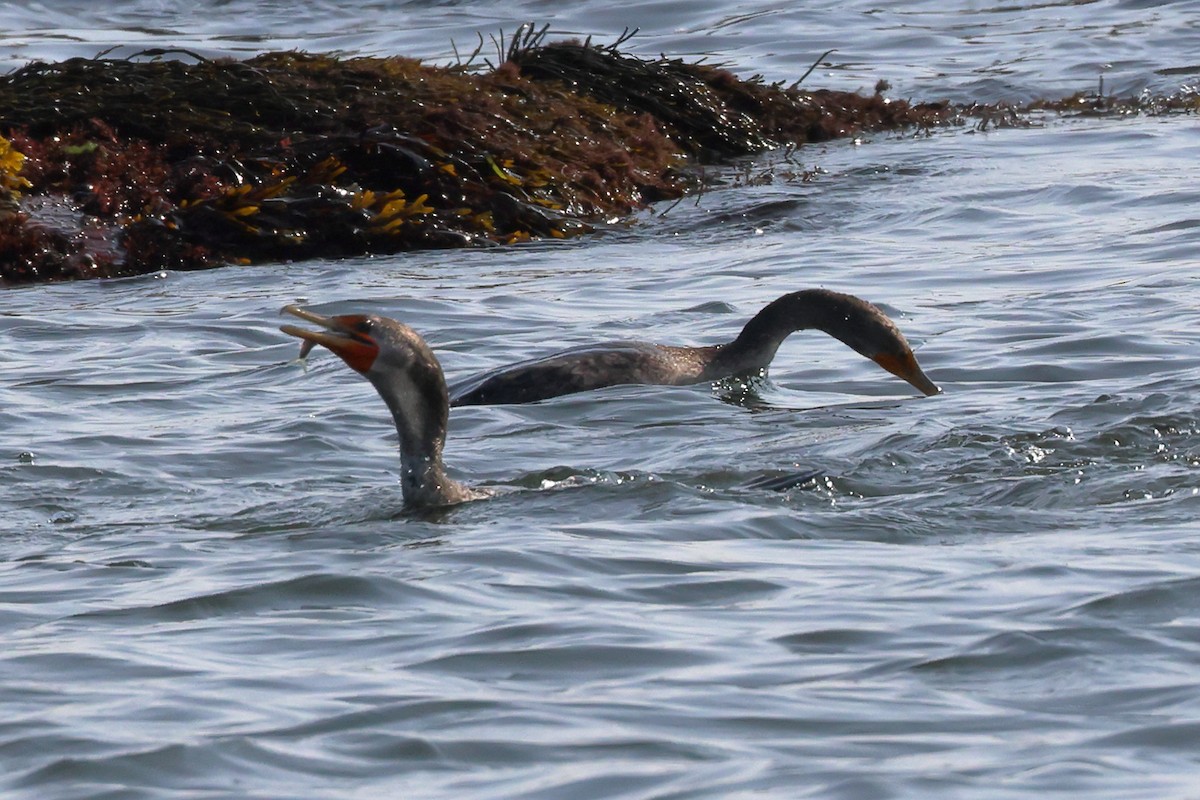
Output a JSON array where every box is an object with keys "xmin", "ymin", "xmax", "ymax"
[
  {"xmin": 280, "ymin": 305, "xmax": 379, "ymax": 374},
  {"xmin": 872, "ymin": 351, "xmax": 942, "ymax": 397}
]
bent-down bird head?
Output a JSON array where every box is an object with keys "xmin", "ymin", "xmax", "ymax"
[
  {"xmin": 736, "ymin": 289, "xmax": 942, "ymax": 397},
  {"xmin": 838, "ymin": 303, "xmax": 940, "ymax": 397},
  {"xmin": 870, "ymin": 347, "xmax": 940, "ymax": 397},
  {"xmin": 787, "ymin": 290, "xmax": 941, "ymax": 397}
]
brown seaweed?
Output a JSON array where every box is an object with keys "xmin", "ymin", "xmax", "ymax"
[{"xmin": 0, "ymin": 35, "xmax": 1194, "ymax": 286}]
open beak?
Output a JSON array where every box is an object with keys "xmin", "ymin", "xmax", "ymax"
[
  {"xmin": 873, "ymin": 351, "xmax": 942, "ymax": 397},
  {"xmin": 280, "ymin": 305, "xmax": 379, "ymax": 374}
]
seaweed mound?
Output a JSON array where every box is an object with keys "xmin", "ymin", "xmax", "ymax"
[{"xmin": 16, "ymin": 32, "xmax": 1164, "ymax": 286}]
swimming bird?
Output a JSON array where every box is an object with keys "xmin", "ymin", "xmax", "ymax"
[
  {"xmin": 448, "ymin": 288, "xmax": 940, "ymax": 406},
  {"xmin": 281, "ymin": 305, "xmax": 488, "ymax": 508},
  {"xmin": 280, "ymin": 292, "xmax": 936, "ymax": 507}
]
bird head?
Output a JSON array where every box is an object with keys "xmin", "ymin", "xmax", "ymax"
[
  {"xmin": 841, "ymin": 314, "xmax": 941, "ymax": 398},
  {"xmin": 279, "ymin": 305, "xmax": 445, "ymax": 391},
  {"xmin": 760, "ymin": 290, "xmax": 942, "ymax": 397},
  {"xmin": 810, "ymin": 291, "xmax": 941, "ymax": 397},
  {"xmin": 280, "ymin": 304, "xmax": 450, "ymax": 439},
  {"xmin": 280, "ymin": 305, "xmax": 382, "ymax": 374}
]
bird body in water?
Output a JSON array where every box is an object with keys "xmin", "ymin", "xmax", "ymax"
[
  {"xmin": 280, "ymin": 289, "xmax": 938, "ymax": 509},
  {"xmin": 449, "ymin": 289, "xmax": 940, "ymax": 406}
]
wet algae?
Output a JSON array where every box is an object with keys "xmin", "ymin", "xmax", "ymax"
[{"xmin": 0, "ymin": 34, "xmax": 1194, "ymax": 286}]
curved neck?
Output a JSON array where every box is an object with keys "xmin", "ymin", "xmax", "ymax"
[{"xmin": 703, "ymin": 290, "xmax": 855, "ymax": 379}]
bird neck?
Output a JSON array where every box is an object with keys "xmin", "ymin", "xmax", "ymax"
[
  {"xmin": 373, "ymin": 365, "xmax": 471, "ymax": 508},
  {"xmin": 397, "ymin": 449, "xmax": 464, "ymax": 509},
  {"xmin": 704, "ymin": 290, "xmax": 829, "ymax": 378}
]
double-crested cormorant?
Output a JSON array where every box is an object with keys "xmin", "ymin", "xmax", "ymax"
[
  {"xmin": 449, "ymin": 289, "xmax": 939, "ymax": 405},
  {"xmin": 281, "ymin": 305, "xmax": 487, "ymax": 508}
]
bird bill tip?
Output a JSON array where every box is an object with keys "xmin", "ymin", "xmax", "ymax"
[
  {"xmin": 873, "ymin": 352, "xmax": 942, "ymax": 397},
  {"xmin": 279, "ymin": 304, "xmax": 334, "ymax": 327},
  {"xmin": 913, "ymin": 373, "xmax": 942, "ymax": 397}
]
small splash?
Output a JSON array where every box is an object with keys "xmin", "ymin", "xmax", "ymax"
[
  {"xmin": 289, "ymin": 353, "xmax": 312, "ymax": 373},
  {"xmin": 535, "ymin": 468, "xmax": 657, "ymax": 492},
  {"xmin": 741, "ymin": 469, "xmax": 822, "ymax": 492}
]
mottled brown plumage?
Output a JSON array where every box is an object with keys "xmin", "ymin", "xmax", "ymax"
[{"xmin": 449, "ymin": 289, "xmax": 939, "ymax": 406}]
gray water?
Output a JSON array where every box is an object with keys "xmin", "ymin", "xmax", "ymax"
[{"xmin": 3, "ymin": 2, "xmax": 1200, "ymax": 798}]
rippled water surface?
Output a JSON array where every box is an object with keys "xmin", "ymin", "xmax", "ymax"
[{"xmin": 4, "ymin": 2, "xmax": 1200, "ymax": 798}]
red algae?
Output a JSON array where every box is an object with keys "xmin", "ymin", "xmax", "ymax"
[{"xmin": 0, "ymin": 36, "xmax": 1193, "ymax": 286}]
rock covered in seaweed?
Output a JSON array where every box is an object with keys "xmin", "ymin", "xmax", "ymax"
[
  {"xmin": 5, "ymin": 31, "xmax": 1188, "ymax": 286},
  {"xmin": 0, "ymin": 46, "xmax": 691, "ymax": 284}
]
